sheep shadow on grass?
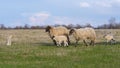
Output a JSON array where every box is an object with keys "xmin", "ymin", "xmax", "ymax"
[
  {"xmin": 95, "ymin": 41, "xmax": 119, "ymax": 46},
  {"xmin": 32, "ymin": 42, "xmax": 55, "ymax": 46},
  {"xmin": 31, "ymin": 41, "xmax": 120, "ymax": 47}
]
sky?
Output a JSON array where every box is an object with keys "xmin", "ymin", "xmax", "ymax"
[{"xmin": 0, "ymin": 0, "xmax": 120, "ymax": 27}]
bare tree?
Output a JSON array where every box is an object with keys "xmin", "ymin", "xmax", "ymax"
[{"xmin": 0, "ymin": 24, "xmax": 6, "ymax": 29}]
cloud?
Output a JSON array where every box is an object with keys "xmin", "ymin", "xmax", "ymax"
[
  {"xmin": 78, "ymin": 1, "xmax": 120, "ymax": 8},
  {"xmin": 53, "ymin": 16, "xmax": 79, "ymax": 25},
  {"xmin": 79, "ymin": 2, "xmax": 90, "ymax": 8},
  {"xmin": 20, "ymin": 12, "xmax": 100, "ymax": 27},
  {"xmin": 113, "ymin": 0, "xmax": 120, "ymax": 3},
  {"xmin": 21, "ymin": 12, "xmax": 79, "ymax": 25},
  {"xmin": 95, "ymin": 2, "xmax": 112, "ymax": 8},
  {"xmin": 28, "ymin": 12, "xmax": 50, "ymax": 25},
  {"xmin": 111, "ymin": 0, "xmax": 120, "ymax": 6}
]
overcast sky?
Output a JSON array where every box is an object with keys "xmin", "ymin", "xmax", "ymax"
[{"xmin": 0, "ymin": 0, "xmax": 120, "ymax": 27}]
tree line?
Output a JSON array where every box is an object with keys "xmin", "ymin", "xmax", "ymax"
[
  {"xmin": 0, "ymin": 17, "xmax": 120, "ymax": 29},
  {"xmin": 0, "ymin": 23, "xmax": 94, "ymax": 29}
]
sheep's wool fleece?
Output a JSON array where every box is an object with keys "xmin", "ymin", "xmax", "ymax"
[
  {"xmin": 53, "ymin": 36, "xmax": 67, "ymax": 42},
  {"xmin": 50, "ymin": 26, "xmax": 69, "ymax": 36},
  {"xmin": 105, "ymin": 35, "xmax": 114, "ymax": 40},
  {"xmin": 73, "ymin": 28, "xmax": 96, "ymax": 40}
]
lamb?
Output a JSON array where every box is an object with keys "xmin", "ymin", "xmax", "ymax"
[
  {"xmin": 103, "ymin": 33, "xmax": 116, "ymax": 45},
  {"xmin": 45, "ymin": 26, "xmax": 70, "ymax": 45},
  {"xmin": 69, "ymin": 27, "xmax": 96, "ymax": 46},
  {"xmin": 52, "ymin": 36, "xmax": 68, "ymax": 47}
]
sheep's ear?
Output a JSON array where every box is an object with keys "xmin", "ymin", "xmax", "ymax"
[
  {"xmin": 69, "ymin": 29, "xmax": 75, "ymax": 35},
  {"xmin": 45, "ymin": 26, "xmax": 52, "ymax": 32}
]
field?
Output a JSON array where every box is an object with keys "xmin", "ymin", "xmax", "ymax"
[{"xmin": 0, "ymin": 29, "xmax": 120, "ymax": 68}]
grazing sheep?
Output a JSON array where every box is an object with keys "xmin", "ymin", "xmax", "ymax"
[
  {"xmin": 45, "ymin": 26, "xmax": 70, "ymax": 45},
  {"xmin": 103, "ymin": 33, "xmax": 116, "ymax": 45},
  {"xmin": 69, "ymin": 27, "xmax": 96, "ymax": 46},
  {"xmin": 52, "ymin": 36, "xmax": 68, "ymax": 47},
  {"xmin": 6, "ymin": 35, "xmax": 12, "ymax": 46}
]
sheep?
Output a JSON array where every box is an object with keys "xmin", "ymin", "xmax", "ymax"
[
  {"xmin": 45, "ymin": 26, "xmax": 70, "ymax": 45},
  {"xmin": 103, "ymin": 33, "xmax": 116, "ymax": 45},
  {"xmin": 69, "ymin": 27, "xmax": 96, "ymax": 46},
  {"xmin": 52, "ymin": 36, "xmax": 68, "ymax": 47},
  {"xmin": 6, "ymin": 35, "xmax": 13, "ymax": 46}
]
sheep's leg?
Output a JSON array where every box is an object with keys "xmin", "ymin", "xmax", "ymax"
[
  {"xmin": 76, "ymin": 41, "xmax": 78, "ymax": 44},
  {"xmin": 106, "ymin": 40, "xmax": 109, "ymax": 45},
  {"xmin": 56, "ymin": 42, "xmax": 61, "ymax": 47},
  {"xmin": 66, "ymin": 35, "xmax": 70, "ymax": 45},
  {"xmin": 90, "ymin": 40, "xmax": 95, "ymax": 46},
  {"xmin": 92, "ymin": 41, "xmax": 95, "ymax": 46},
  {"xmin": 66, "ymin": 42, "xmax": 68, "ymax": 47},
  {"xmin": 75, "ymin": 40, "xmax": 79, "ymax": 47},
  {"xmin": 56, "ymin": 42, "xmax": 59, "ymax": 47},
  {"xmin": 113, "ymin": 39, "xmax": 116, "ymax": 45},
  {"xmin": 59, "ymin": 41, "xmax": 62, "ymax": 46},
  {"xmin": 64, "ymin": 41, "xmax": 68, "ymax": 47},
  {"xmin": 83, "ymin": 40, "xmax": 88, "ymax": 46},
  {"xmin": 64, "ymin": 42, "xmax": 67, "ymax": 47},
  {"xmin": 90, "ymin": 40, "xmax": 92, "ymax": 45},
  {"xmin": 110, "ymin": 40, "xmax": 112, "ymax": 45},
  {"xmin": 59, "ymin": 43, "xmax": 62, "ymax": 46},
  {"xmin": 53, "ymin": 40, "xmax": 57, "ymax": 45},
  {"xmin": 110, "ymin": 39, "xmax": 115, "ymax": 45},
  {"xmin": 57, "ymin": 44, "xmax": 59, "ymax": 46},
  {"xmin": 63, "ymin": 41, "xmax": 66, "ymax": 47},
  {"xmin": 111, "ymin": 39, "xmax": 116, "ymax": 45}
]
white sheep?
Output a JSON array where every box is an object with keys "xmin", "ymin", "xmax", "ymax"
[
  {"xmin": 103, "ymin": 33, "xmax": 116, "ymax": 45},
  {"xmin": 6, "ymin": 35, "xmax": 13, "ymax": 46},
  {"xmin": 52, "ymin": 36, "xmax": 68, "ymax": 47},
  {"xmin": 69, "ymin": 27, "xmax": 96, "ymax": 46},
  {"xmin": 45, "ymin": 26, "xmax": 70, "ymax": 45}
]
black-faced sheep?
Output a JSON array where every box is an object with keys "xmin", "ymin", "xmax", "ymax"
[
  {"xmin": 69, "ymin": 27, "xmax": 96, "ymax": 46},
  {"xmin": 103, "ymin": 33, "xmax": 116, "ymax": 45},
  {"xmin": 45, "ymin": 26, "xmax": 70, "ymax": 45},
  {"xmin": 52, "ymin": 36, "xmax": 68, "ymax": 47}
]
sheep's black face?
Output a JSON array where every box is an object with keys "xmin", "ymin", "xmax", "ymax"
[
  {"xmin": 45, "ymin": 26, "xmax": 51, "ymax": 32},
  {"xmin": 51, "ymin": 36, "xmax": 55, "ymax": 39},
  {"xmin": 69, "ymin": 29, "xmax": 75, "ymax": 35}
]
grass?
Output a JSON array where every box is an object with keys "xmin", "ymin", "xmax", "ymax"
[
  {"xmin": 0, "ymin": 43, "xmax": 120, "ymax": 68},
  {"xmin": 0, "ymin": 29, "xmax": 120, "ymax": 68}
]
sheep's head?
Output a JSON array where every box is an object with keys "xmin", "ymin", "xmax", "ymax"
[
  {"xmin": 51, "ymin": 36, "xmax": 55, "ymax": 39},
  {"xmin": 45, "ymin": 26, "xmax": 52, "ymax": 32},
  {"xmin": 69, "ymin": 29, "xmax": 75, "ymax": 35},
  {"xmin": 52, "ymin": 36, "xmax": 56, "ymax": 42}
]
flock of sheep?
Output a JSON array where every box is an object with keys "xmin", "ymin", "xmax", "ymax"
[
  {"xmin": 45, "ymin": 26, "xmax": 116, "ymax": 47},
  {"xmin": 5, "ymin": 25, "xmax": 116, "ymax": 46}
]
